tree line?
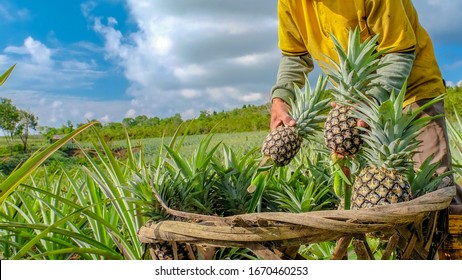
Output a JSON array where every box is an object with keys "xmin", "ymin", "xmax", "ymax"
[{"xmin": 40, "ymin": 104, "xmax": 272, "ymax": 143}]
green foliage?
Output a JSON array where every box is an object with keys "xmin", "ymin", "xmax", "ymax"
[
  {"xmin": 0, "ymin": 127, "xmax": 150, "ymax": 259},
  {"xmin": 71, "ymin": 104, "xmax": 271, "ymax": 142},
  {"xmin": 299, "ymin": 241, "xmax": 336, "ymax": 260},
  {"xmin": 0, "ymin": 98, "xmax": 20, "ymax": 154},
  {"xmin": 0, "ymin": 122, "xmax": 96, "ymax": 204},
  {"xmin": 266, "ymin": 166, "xmax": 337, "ymax": 213},
  {"xmin": 0, "ymin": 153, "xmax": 29, "ymax": 175},
  {"xmin": 0, "ymin": 98, "xmax": 39, "ymax": 153},
  {"xmin": 448, "ymin": 109, "xmax": 462, "ymax": 184},
  {"xmin": 445, "ymin": 85, "xmax": 462, "ymax": 123},
  {"xmin": 212, "ymin": 145, "xmax": 261, "ymax": 216}
]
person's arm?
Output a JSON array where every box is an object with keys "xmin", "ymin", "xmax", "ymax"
[
  {"xmin": 270, "ymin": 0, "xmax": 313, "ymax": 130},
  {"xmin": 270, "ymin": 54, "xmax": 314, "ymax": 130},
  {"xmin": 368, "ymin": 51, "xmax": 415, "ymax": 102},
  {"xmin": 272, "ymin": 54, "xmax": 314, "ymax": 104},
  {"xmin": 363, "ymin": 0, "xmax": 417, "ymax": 100}
]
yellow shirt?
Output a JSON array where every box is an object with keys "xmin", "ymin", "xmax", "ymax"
[{"xmin": 278, "ymin": 0, "xmax": 446, "ymax": 106}]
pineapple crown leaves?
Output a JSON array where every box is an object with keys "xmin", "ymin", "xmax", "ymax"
[
  {"xmin": 288, "ymin": 75, "xmax": 331, "ymax": 139},
  {"xmin": 408, "ymin": 155, "xmax": 453, "ymax": 197},
  {"xmin": 321, "ymin": 27, "xmax": 391, "ymax": 101},
  {"xmin": 348, "ymin": 81, "xmax": 445, "ymax": 170}
]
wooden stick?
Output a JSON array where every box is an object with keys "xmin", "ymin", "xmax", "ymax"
[
  {"xmin": 402, "ymin": 233, "xmax": 418, "ymax": 259},
  {"xmin": 248, "ymin": 244, "xmax": 282, "ymax": 260},
  {"xmin": 332, "ymin": 236, "xmax": 353, "ymax": 260},
  {"xmin": 352, "ymin": 238, "xmax": 374, "ymax": 260},
  {"xmin": 381, "ymin": 232, "xmax": 399, "ymax": 260}
]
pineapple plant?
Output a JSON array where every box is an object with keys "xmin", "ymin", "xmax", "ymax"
[
  {"xmin": 262, "ymin": 75, "xmax": 331, "ymax": 167},
  {"xmin": 349, "ymin": 82, "xmax": 444, "ymax": 209},
  {"xmin": 323, "ymin": 28, "xmax": 388, "ymax": 157}
]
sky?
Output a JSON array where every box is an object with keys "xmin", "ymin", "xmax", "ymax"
[{"xmin": 1, "ymin": 0, "xmax": 462, "ymax": 128}]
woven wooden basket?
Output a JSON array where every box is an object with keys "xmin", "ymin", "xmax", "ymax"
[{"xmin": 138, "ymin": 186, "xmax": 457, "ymax": 260}]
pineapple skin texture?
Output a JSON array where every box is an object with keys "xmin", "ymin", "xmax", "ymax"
[
  {"xmin": 324, "ymin": 105, "xmax": 363, "ymax": 156},
  {"xmin": 262, "ymin": 126, "xmax": 302, "ymax": 167},
  {"xmin": 351, "ymin": 166, "xmax": 412, "ymax": 209}
]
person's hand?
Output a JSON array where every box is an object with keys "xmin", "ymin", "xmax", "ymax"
[{"xmin": 270, "ymin": 98, "xmax": 296, "ymax": 130}]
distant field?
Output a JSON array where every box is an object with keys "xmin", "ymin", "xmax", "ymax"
[
  {"xmin": 1, "ymin": 131, "xmax": 268, "ymax": 158},
  {"xmin": 0, "ymin": 135, "xmax": 47, "ymax": 157},
  {"xmin": 0, "ymin": 131, "xmax": 269, "ymax": 177}
]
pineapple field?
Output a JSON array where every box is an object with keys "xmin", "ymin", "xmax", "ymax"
[
  {"xmin": 1, "ymin": 30, "xmax": 462, "ymax": 260},
  {"xmin": 0, "ymin": 111, "xmax": 460, "ymax": 260}
]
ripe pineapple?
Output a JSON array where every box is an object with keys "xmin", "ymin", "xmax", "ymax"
[
  {"xmin": 350, "ymin": 82, "xmax": 444, "ymax": 209},
  {"xmin": 323, "ymin": 28, "xmax": 388, "ymax": 157},
  {"xmin": 262, "ymin": 75, "xmax": 330, "ymax": 167}
]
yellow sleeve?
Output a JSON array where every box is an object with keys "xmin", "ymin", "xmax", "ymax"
[
  {"xmin": 365, "ymin": 0, "xmax": 416, "ymax": 53},
  {"xmin": 278, "ymin": 0, "xmax": 308, "ymax": 56}
]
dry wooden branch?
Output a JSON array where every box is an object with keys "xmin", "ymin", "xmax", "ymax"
[
  {"xmin": 332, "ymin": 236, "xmax": 353, "ymax": 260},
  {"xmin": 381, "ymin": 232, "xmax": 399, "ymax": 260}
]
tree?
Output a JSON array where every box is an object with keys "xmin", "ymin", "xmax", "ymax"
[
  {"xmin": 15, "ymin": 110, "xmax": 38, "ymax": 151},
  {"xmin": 0, "ymin": 65, "xmax": 18, "ymax": 154},
  {"xmin": 122, "ymin": 117, "xmax": 136, "ymax": 128},
  {"xmin": 0, "ymin": 98, "xmax": 20, "ymax": 155}
]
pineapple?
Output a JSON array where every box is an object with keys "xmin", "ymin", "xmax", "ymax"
[
  {"xmin": 262, "ymin": 75, "xmax": 330, "ymax": 167},
  {"xmin": 349, "ymin": 82, "xmax": 444, "ymax": 209},
  {"xmin": 323, "ymin": 27, "xmax": 388, "ymax": 157}
]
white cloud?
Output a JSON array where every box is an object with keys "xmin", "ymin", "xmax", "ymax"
[
  {"xmin": 230, "ymin": 53, "xmax": 274, "ymax": 66},
  {"xmin": 92, "ymin": 17, "xmax": 124, "ymax": 59},
  {"xmin": 125, "ymin": 108, "xmax": 136, "ymax": 118},
  {"xmin": 84, "ymin": 112, "xmax": 94, "ymax": 119},
  {"xmin": 181, "ymin": 108, "xmax": 196, "ymax": 120},
  {"xmin": 0, "ymin": 3, "xmax": 30, "ymax": 22},
  {"xmin": 205, "ymin": 87, "xmax": 266, "ymax": 106},
  {"xmin": 24, "ymin": 37, "xmax": 53, "ymax": 66},
  {"xmin": 206, "ymin": 87, "xmax": 240, "ymax": 101},
  {"xmin": 173, "ymin": 64, "xmax": 207, "ymax": 82},
  {"xmin": 2, "ymin": 36, "xmax": 105, "ymax": 93},
  {"xmin": 89, "ymin": 0, "xmax": 278, "ymax": 124},
  {"xmin": 100, "ymin": 115, "xmax": 110, "ymax": 123},
  {"xmin": 238, "ymin": 92, "xmax": 265, "ymax": 103},
  {"xmin": 181, "ymin": 89, "xmax": 201, "ymax": 99},
  {"xmin": 51, "ymin": 100, "xmax": 63, "ymax": 109},
  {"xmin": 5, "ymin": 36, "xmax": 53, "ymax": 66}
]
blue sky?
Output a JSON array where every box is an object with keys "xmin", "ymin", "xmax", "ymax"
[{"xmin": 1, "ymin": 0, "xmax": 462, "ymax": 128}]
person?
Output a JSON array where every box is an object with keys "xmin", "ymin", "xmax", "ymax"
[{"xmin": 270, "ymin": 0, "xmax": 462, "ymax": 214}]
